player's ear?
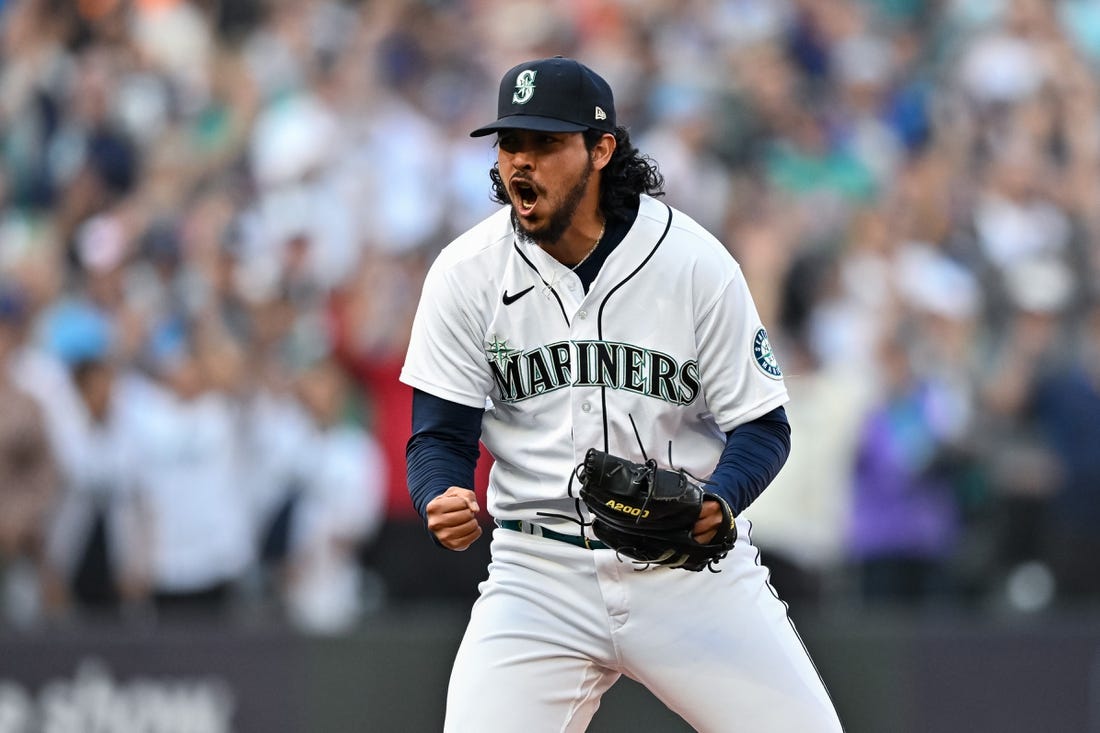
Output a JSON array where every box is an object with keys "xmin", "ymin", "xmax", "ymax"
[{"xmin": 590, "ymin": 132, "xmax": 616, "ymax": 171}]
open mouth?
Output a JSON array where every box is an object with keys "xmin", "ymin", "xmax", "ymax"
[{"xmin": 512, "ymin": 179, "xmax": 539, "ymax": 215}]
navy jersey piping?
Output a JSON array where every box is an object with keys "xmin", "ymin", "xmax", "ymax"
[{"xmin": 747, "ymin": 520, "xmax": 845, "ymax": 729}]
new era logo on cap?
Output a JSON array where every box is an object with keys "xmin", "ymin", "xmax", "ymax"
[{"xmin": 471, "ymin": 57, "xmax": 616, "ymax": 137}]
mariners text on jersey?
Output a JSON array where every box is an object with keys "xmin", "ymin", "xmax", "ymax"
[{"xmin": 486, "ymin": 337, "xmax": 701, "ymax": 405}]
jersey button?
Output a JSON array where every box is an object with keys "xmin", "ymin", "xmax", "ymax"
[
  {"xmin": 581, "ymin": 402, "xmax": 592, "ymax": 412},
  {"xmin": 567, "ymin": 281, "xmax": 578, "ymax": 291},
  {"xmin": 578, "ymin": 310, "xmax": 587, "ymax": 319}
]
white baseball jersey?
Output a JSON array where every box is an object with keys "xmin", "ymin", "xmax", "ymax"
[
  {"xmin": 401, "ymin": 194, "xmax": 788, "ymax": 530},
  {"xmin": 401, "ymin": 194, "xmax": 842, "ymax": 732}
]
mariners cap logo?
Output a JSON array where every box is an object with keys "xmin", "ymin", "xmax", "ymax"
[
  {"xmin": 752, "ymin": 327, "xmax": 783, "ymax": 379},
  {"xmin": 512, "ymin": 69, "xmax": 537, "ymax": 105}
]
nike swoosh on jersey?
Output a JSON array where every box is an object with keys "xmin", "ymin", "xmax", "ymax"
[{"xmin": 502, "ymin": 286, "xmax": 535, "ymax": 305}]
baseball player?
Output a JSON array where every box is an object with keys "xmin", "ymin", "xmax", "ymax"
[{"xmin": 402, "ymin": 57, "xmax": 842, "ymax": 732}]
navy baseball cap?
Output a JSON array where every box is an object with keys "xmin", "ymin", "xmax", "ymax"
[{"xmin": 470, "ymin": 56, "xmax": 616, "ymax": 137}]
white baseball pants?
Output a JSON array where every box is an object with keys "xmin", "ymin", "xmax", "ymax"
[{"xmin": 443, "ymin": 523, "xmax": 843, "ymax": 732}]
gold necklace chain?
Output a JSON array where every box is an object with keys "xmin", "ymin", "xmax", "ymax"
[{"xmin": 571, "ymin": 222, "xmax": 606, "ymax": 271}]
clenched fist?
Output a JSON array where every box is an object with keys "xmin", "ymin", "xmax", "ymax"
[{"xmin": 426, "ymin": 487, "xmax": 482, "ymax": 550}]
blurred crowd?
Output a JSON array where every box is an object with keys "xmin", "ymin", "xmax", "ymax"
[{"xmin": 1, "ymin": 0, "xmax": 1099, "ymax": 633}]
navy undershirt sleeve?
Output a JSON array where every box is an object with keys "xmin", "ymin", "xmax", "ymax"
[
  {"xmin": 406, "ymin": 388, "xmax": 484, "ymax": 522},
  {"xmin": 707, "ymin": 406, "xmax": 791, "ymax": 515}
]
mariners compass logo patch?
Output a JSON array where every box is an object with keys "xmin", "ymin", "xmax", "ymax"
[
  {"xmin": 752, "ymin": 327, "xmax": 782, "ymax": 379},
  {"xmin": 486, "ymin": 336, "xmax": 521, "ymax": 369},
  {"xmin": 513, "ymin": 69, "xmax": 537, "ymax": 104}
]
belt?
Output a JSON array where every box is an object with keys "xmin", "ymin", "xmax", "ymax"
[{"xmin": 497, "ymin": 520, "xmax": 608, "ymax": 550}]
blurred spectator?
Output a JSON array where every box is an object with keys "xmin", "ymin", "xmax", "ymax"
[
  {"xmin": 40, "ymin": 211, "xmax": 142, "ymax": 365},
  {"xmin": 43, "ymin": 358, "xmax": 145, "ymax": 620},
  {"xmin": 954, "ymin": 0, "xmax": 1062, "ymax": 112},
  {"xmin": 974, "ymin": 258, "xmax": 1084, "ymax": 611},
  {"xmin": 846, "ymin": 325, "xmax": 967, "ymax": 606},
  {"xmin": 763, "ymin": 104, "xmax": 877, "ymax": 248},
  {"xmin": 284, "ymin": 357, "xmax": 386, "ymax": 634},
  {"xmin": 638, "ymin": 87, "xmax": 733, "ymax": 235},
  {"xmin": 972, "ymin": 258, "xmax": 1091, "ymax": 611},
  {"xmin": 972, "ymin": 145, "xmax": 1072, "ymax": 275},
  {"xmin": 1028, "ymin": 298, "xmax": 1100, "ymax": 604},
  {"xmin": 126, "ymin": 336, "xmax": 252, "ymax": 623},
  {"xmin": 330, "ymin": 250, "xmax": 495, "ymax": 603},
  {"xmin": 766, "ymin": 106, "xmax": 877, "ymax": 204},
  {"xmin": 0, "ymin": 281, "xmax": 60, "ymax": 627},
  {"xmin": 245, "ymin": 360, "xmax": 313, "ymax": 605},
  {"xmin": 828, "ymin": 31, "xmax": 908, "ymax": 186}
]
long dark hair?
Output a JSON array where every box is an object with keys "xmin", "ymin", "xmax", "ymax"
[{"xmin": 489, "ymin": 126, "xmax": 665, "ymax": 220}]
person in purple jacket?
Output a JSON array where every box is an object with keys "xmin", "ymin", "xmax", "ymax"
[{"xmin": 847, "ymin": 331, "xmax": 964, "ymax": 604}]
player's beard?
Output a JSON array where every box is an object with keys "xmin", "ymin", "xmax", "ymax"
[{"xmin": 511, "ymin": 161, "xmax": 593, "ymax": 248}]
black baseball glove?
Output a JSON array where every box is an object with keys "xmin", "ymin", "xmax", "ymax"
[{"xmin": 576, "ymin": 448, "xmax": 736, "ymax": 571}]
